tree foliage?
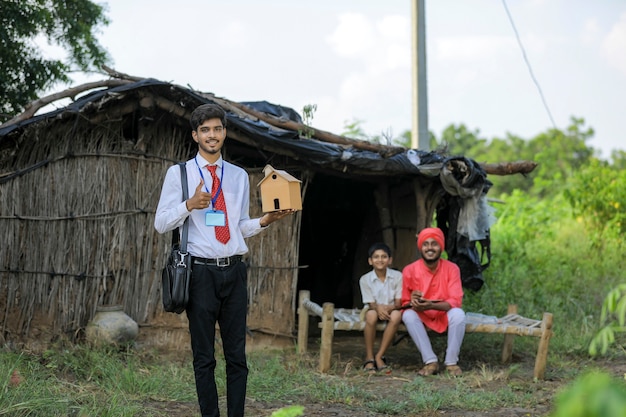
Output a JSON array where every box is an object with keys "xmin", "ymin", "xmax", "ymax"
[
  {"xmin": 0, "ymin": 0, "xmax": 110, "ymax": 122},
  {"xmin": 341, "ymin": 116, "xmax": 624, "ymax": 200},
  {"xmin": 564, "ymin": 158, "xmax": 626, "ymax": 236},
  {"xmin": 431, "ymin": 117, "xmax": 599, "ymax": 197}
]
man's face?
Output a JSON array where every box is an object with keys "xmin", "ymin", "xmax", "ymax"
[
  {"xmin": 192, "ymin": 118, "xmax": 226, "ymax": 158},
  {"xmin": 368, "ymin": 249, "xmax": 391, "ymax": 272},
  {"xmin": 420, "ymin": 238, "xmax": 442, "ymax": 265}
]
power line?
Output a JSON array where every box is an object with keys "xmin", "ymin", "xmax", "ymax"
[{"xmin": 501, "ymin": 0, "xmax": 557, "ymax": 129}]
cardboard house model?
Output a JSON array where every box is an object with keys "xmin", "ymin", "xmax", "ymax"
[{"xmin": 258, "ymin": 165, "xmax": 303, "ymax": 212}]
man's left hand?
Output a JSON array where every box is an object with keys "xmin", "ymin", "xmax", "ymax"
[{"xmin": 260, "ymin": 209, "xmax": 297, "ymax": 227}]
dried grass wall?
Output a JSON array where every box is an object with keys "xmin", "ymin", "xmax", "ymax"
[
  {"xmin": 246, "ymin": 171, "xmax": 301, "ymax": 339},
  {"xmin": 0, "ymin": 113, "xmax": 300, "ymax": 349},
  {"xmin": 0, "ymin": 116, "xmax": 184, "ymax": 347}
]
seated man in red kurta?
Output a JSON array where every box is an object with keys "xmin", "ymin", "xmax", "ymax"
[{"xmin": 401, "ymin": 227, "xmax": 466, "ymax": 376}]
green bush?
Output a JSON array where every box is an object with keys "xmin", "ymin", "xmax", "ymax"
[{"xmin": 549, "ymin": 371, "xmax": 626, "ymax": 417}]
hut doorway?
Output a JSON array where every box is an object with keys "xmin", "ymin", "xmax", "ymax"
[{"xmin": 296, "ymin": 173, "xmax": 380, "ymax": 309}]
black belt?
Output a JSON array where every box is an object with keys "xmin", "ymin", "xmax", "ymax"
[{"xmin": 192, "ymin": 255, "xmax": 242, "ymax": 267}]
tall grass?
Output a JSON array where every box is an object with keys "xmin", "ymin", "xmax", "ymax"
[{"xmin": 465, "ymin": 191, "xmax": 626, "ymax": 357}]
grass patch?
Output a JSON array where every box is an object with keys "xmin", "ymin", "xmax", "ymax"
[
  {"xmin": 2, "ymin": 191, "xmax": 625, "ymax": 415},
  {"xmin": 1, "ymin": 343, "xmax": 197, "ymax": 416}
]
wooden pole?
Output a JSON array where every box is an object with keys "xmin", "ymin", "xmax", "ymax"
[
  {"xmin": 501, "ymin": 304, "xmax": 517, "ymax": 363},
  {"xmin": 319, "ymin": 302, "xmax": 335, "ymax": 373},
  {"xmin": 533, "ymin": 312, "xmax": 553, "ymax": 380},
  {"xmin": 297, "ymin": 290, "xmax": 310, "ymax": 355}
]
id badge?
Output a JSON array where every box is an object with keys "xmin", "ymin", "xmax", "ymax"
[{"xmin": 205, "ymin": 210, "xmax": 226, "ymax": 226}]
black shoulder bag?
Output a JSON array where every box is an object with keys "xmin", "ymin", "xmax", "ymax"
[{"xmin": 162, "ymin": 163, "xmax": 192, "ymax": 314}]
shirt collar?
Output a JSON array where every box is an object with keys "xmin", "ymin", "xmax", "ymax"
[
  {"xmin": 369, "ymin": 270, "xmax": 389, "ymax": 283},
  {"xmin": 196, "ymin": 153, "xmax": 223, "ymax": 168}
]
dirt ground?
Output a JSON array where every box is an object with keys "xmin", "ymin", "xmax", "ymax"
[
  {"xmin": 153, "ymin": 333, "xmax": 624, "ymax": 417},
  {"xmin": 150, "ymin": 332, "xmax": 588, "ymax": 417}
]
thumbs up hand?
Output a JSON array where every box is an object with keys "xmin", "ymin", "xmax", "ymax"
[{"xmin": 185, "ymin": 180, "xmax": 212, "ymax": 211}]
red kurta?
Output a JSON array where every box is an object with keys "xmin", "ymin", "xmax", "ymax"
[{"xmin": 401, "ymin": 258, "xmax": 464, "ymax": 333}]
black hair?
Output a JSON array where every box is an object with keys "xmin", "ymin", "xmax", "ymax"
[
  {"xmin": 368, "ymin": 242, "xmax": 392, "ymax": 258},
  {"xmin": 190, "ymin": 103, "xmax": 227, "ymax": 131}
]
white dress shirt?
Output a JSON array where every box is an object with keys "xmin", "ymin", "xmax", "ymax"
[
  {"xmin": 359, "ymin": 268, "xmax": 403, "ymax": 305},
  {"xmin": 154, "ymin": 154, "xmax": 265, "ymax": 258}
]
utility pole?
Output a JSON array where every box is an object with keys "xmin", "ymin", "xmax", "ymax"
[{"xmin": 411, "ymin": 0, "xmax": 429, "ymax": 150}]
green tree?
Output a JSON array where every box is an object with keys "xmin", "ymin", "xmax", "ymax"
[
  {"xmin": 0, "ymin": 0, "xmax": 110, "ymax": 122},
  {"xmin": 433, "ymin": 123, "xmax": 488, "ymax": 157},
  {"xmin": 431, "ymin": 125, "xmax": 535, "ymax": 196},
  {"xmin": 341, "ymin": 118, "xmax": 369, "ymax": 141},
  {"xmin": 477, "ymin": 134, "xmax": 538, "ymax": 197},
  {"xmin": 528, "ymin": 117, "xmax": 596, "ymax": 196},
  {"xmin": 564, "ymin": 157, "xmax": 626, "ymax": 236},
  {"xmin": 431, "ymin": 118, "xmax": 598, "ymax": 198},
  {"xmin": 390, "ymin": 129, "xmax": 411, "ymax": 148},
  {"xmin": 610, "ymin": 149, "xmax": 626, "ymax": 170}
]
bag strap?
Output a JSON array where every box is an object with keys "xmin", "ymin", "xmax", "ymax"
[{"xmin": 179, "ymin": 162, "xmax": 190, "ymax": 253}]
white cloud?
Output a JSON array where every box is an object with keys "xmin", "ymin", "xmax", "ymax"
[
  {"xmin": 385, "ymin": 43, "xmax": 410, "ymax": 71},
  {"xmin": 217, "ymin": 21, "xmax": 248, "ymax": 48},
  {"xmin": 580, "ymin": 18, "xmax": 601, "ymax": 46},
  {"xmin": 326, "ymin": 13, "xmax": 376, "ymax": 58},
  {"xmin": 378, "ymin": 15, "xmax": 411, "ymax": 71},
  {"xmin": 315, "ymin": 13, "xmax": 412, "ymax": 134},
  {"xmin": 327, "ymin": 13, "xmax": 410, "ymax": 68},
  {"xmin": 433, "ymin": 35, "xmax": 516, "ymax": 62},
  {"xmin": 602, "ymin": 12, "xmax": 626, "ymax": 75},
  {"xmin": 377, "ymin": 15, "xmax": 408, "ymax": 41}
]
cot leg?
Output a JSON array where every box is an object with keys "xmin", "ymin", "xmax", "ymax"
[
  {"xmin": 297, "ymin": 290, "xmax": 311, "ymax": 355},
  {"xmin": 533, "ymin": 312, "xmax": 553, "ymax": 380},
  {"xmin": 501, "ymin": 304, "xmax": 517, "ymax": 363},
  {"xmin": 319, "ymin": 302, "xmax": 335, "ymax": 373}
]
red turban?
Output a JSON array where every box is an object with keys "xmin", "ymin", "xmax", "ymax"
[{"xmin": 417, "ymin": 227, "xmax": 445, "ymax": 251}]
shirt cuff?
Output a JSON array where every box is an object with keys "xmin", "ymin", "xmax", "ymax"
[{"xmin": 177, "ymin": 201, "xmax": 190, "ymax": 217}]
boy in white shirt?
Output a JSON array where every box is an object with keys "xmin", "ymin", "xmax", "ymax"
[{"xmin": 358, "ymin": 243, "xmax": 403, "ymax": 372}]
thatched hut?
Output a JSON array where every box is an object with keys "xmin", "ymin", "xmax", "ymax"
[{"xmin": 0, "ymin": 72, "xmax": 535, "ymax": 351}]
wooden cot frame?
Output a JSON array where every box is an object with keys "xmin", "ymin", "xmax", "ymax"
[{"xmin": 296, "ymin": 290, "xmax": 553, "ymax": 379}]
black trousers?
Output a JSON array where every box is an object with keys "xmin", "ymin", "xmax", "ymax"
[{"xmin": 187, "ymin": 260, "xmax": 248, "ymax": 417}]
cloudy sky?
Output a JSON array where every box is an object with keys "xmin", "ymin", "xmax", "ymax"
[{"xmin": 59, "ymin": 0, "xmax": 625, "ymax": 158}]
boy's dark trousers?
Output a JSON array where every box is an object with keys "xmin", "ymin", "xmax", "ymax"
[{"xmin": 187, "ymin": 260, "xmax": 248, "ymax": 417}]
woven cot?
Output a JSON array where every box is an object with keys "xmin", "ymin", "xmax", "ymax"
[{"xmin": 296, "ymin": 290, "xmax": 553, "ymax": 379}]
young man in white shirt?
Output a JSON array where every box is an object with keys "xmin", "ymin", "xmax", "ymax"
[{"xmin": 155, "ymin": 103, "xmax": 293, "ymax": 417}]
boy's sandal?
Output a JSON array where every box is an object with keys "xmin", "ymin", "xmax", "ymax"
[
  {"xmin": 417, "ymin": 362, "xmax": 439, "ymax": 376},
  {"xmin": 446, "ymin": 365, "xmax": 462, "ymax": 376},
  {"xmin": 376, "ymin": 357, "xmax": 391, "ymax": 373},
  {"xmin": 362, "ymin": 359, "xmax": 377, "ymax": 372},
  {"xmin": 377, "ymin": 364, "xmax": 391, "ymax": 374}
]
